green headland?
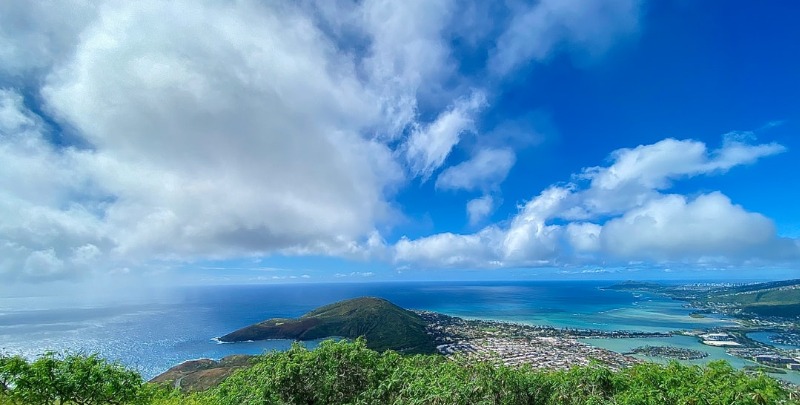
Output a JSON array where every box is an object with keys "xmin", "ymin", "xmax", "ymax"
[{"xmin": 217, "ymin": 296, "xmax": 436, "ymax": 354}]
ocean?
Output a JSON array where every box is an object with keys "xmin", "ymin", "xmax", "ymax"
[{"xmin": 1, "ymin": 280, "xmax": 797, "ymax": 383}]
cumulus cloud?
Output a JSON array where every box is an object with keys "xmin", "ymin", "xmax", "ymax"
[
  {"xmin": 582, "ymin": 138, "xmax": 785, "ymax": 191},
  {"xmin": 37, "ymin": 1, "xmax": 407, "ymax": 260},
  {"xmin": 0, "ymin": 90, "xmax": 109, "ymax": 282},
  {"xmin": 9, "ymin": 0, "xmax": 784, "ymax": 282},
  {"xmin": 0, "ymin": 0, "xmax": 96, "ymax": 77},
  {"xmin": 0, "ymin": 0, "xmax": 499, "ymax": 282},
  {"xmin": 562, "ymin": 138, "xmax": 786, "ymax": 220},
  {"xmin": 395, "ymin": 228, "xmax": 503, "ymax": 268},
  {"xmin": 598, "ymin": 192, "xmax": 783, "ymax": 261},
  {"xmin": 466, "ymin": 195, "xmax": 495, "ymax": 225},
  {"xmin": 394, "ymin": 137, "xmax": 799, "ymax": 268}
]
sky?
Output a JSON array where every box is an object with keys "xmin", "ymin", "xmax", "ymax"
[{"xmin": 1, "ymin": 0, "xmax": 799, "ymax": 288}]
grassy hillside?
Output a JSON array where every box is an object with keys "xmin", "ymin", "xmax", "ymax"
[
  {"xmin": 707, "ymin": 287, "xmax": 800, "ymax": 306},
  {"xmin": 218, "ymin": 297, "xmax": 436, "ymax": 354},
  {"xmin": 606, "ymin": 279, "xmax": 800, "ymax": 319},
  {"xmin": 704, "ymin": 281, "xmax": 800, "ymax": 318},
  {"xmin": 742, "ymin": 303, "xmax": 800, "ymax": 318}
]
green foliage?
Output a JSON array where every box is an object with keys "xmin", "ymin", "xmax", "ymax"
[
  {"xmin": 208, "ymin": 339, "xmax": 795, "ymax": 405},
  {"xmin": 0, "ymin": 351, "xmax": 150, "ymax": 405},
  {"xmin": 3, "ymin": 342, "xmax": 797, "ymax": 405}
]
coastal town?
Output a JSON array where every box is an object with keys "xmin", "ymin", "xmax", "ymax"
[
  {"xmin": 414, "ymin": 309, "xmax": 800, "ymax": 385},
  {"xmin": 415, "ymin": 310, "xmax": 671, "ymax": 342},
  {"xmin": 417, "ymin": 311, "xmax": 655, "ymax": 370},
  {"xmin": 628, "ymin": 345, "xmax": 708, "ymax": 360},
  {"xmin": 442, "ymin": 337, "xmax": 638, "ymax": 370}
]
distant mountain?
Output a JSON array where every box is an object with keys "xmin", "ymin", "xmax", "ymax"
[
  {"xmin": 705, "ymin": 279, "xmax": 800, "ymax": 295},
  {"xmin": 703, "ymin": 279, "xmax": 800, "ymax": 318},
  {"xmin": 218, "ymin": 297, "xmax": 436, "ymax": 354},
  {"xmin": 606, "ymin": 279, "xmax": 800, "ymax": 319},
  {"xmin": 603, "ymin": 281, "xmax": 665, "ymax": 291}
]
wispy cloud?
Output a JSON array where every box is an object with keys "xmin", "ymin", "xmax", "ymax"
[{"xmin": 334, "ymin": 272, "xmax": 375, "ymax": 278}]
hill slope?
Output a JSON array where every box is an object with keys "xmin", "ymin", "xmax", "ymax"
[
  {"xmin": 606, "ymin": 279, "xmax": 800, "ymax": 319},
  {"xmin": 704, "ymin": 280, "xmax": 800, "ymax": 318},
  {"xmin": 150, "ymin": 355, "xmax": 254, "ymax": 392},
  {"xmin": 217, "ymin": 297, "xmax": 436, "ymax": 354}
]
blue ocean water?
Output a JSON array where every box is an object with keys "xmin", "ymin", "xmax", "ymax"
[{"xmin": 0, "ymin": 281, "xmax": 735, "ymax": 379}]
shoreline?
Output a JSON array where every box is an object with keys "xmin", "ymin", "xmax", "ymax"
[{"xmin": 166, "ymin": 307, "xmax": 800, "ymax": 386}]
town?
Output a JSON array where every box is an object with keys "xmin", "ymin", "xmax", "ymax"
[
  {"xmin": 441, "ymin": 337, "xmax": 638, "ymax": 370},
  {"xmin": 627, "ymin": 345, "xmax": 708, "ymax": 360},
  {"xmin": 416, "ymin": 311, "xmax": 660, "ymax": 370},
  {"xmin": 415, "ymin": 310, "xmax": 800, "ymax": 379}
]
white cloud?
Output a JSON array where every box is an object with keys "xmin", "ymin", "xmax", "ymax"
[
  {"xmin": 436, "ymin": 148, "xmax": 515, "ymax": 192},
  {"xmin": 565, "ymin": 223, "xmax": 602, "ymax": 253},
  {"xmin": 36, "ymin": 1, "xmax": 408, "ymax": 260},
  {"xmin": 359, "ymin": 0, "xmax": 458, "ymax": 139},
  {"xmin": 394, "ymin": 228, "xmax": 503, "ymax": 268},
  {"xmin": 0, "ymin": 90, "xmax": 111, "ymax": 282},
  {"xmin": 490, "ymin": 0, "xmax": 642, "ymax": 75},
  {"xmin": 500, "ymin": 186, "xmax": 567, "ymax": 263},
  {"xmin": 564, "ymin": 138, "xmax": 786, "ymax": 220},
  {"xmin": 466, "ymin": 195, "xmax": 494, "ymax": 225},
  {"xmin": 3, "ymin": 0, "xmax": 456, "ymax": 282},
  {"xmin": 334, "ymin": 271, "xmax": 375, "ymax": 278},
  {"xmin": 394, "ymin": 137, "xmax": 799, "ymax": 269},
  {"xmin": 0, "ymin": 0, "xmax": 96, "ymax": 77},
  {"xmin": 599, "ymin": 192, "xmax": 785, "ymax": 261},
  {"xmin": 583, "ymin": 138, "xmax": 785, "ymax": 191},
  {"xmin": 404, "ymin": 91, "xmax": 487, "ymax": 179},
  {"xmin": 0, "ymin": 1, "xmax": 495, "ymax": 282},
  {"xmin": 0, "ymin": 90, "xmax": 36, "ymax": 131},
  {"xmin": 4, "ymin": 1, "xmax": 795, "ymax": 281}
]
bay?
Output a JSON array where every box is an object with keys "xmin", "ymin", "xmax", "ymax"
[{"xmin": 0, "ymin": 280, "xmax": 782, "ymax": 381}]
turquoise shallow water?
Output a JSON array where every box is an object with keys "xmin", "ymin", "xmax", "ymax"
[
  {"xmin": 405, "ymin": 282, "xmax": 736, "ymax": 332},
  {"xmin": 0, "ymin": 281, "xmax": 791, "ymax": 381},
  {"xmin": 747, "ymin": 331, "xmax": 800, "ymax": 350},
  {"xmin": 582, "ymin": 335, "xmax": 800, "ymax": 385}
]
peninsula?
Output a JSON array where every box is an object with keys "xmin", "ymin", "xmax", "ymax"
[
  {"xmin": 217, "ymin": 296, "xmax": 436, "ymax": 354},
  {"xmin": 153, "ymin": 296, "xmax": 800, "ymax": 395}
]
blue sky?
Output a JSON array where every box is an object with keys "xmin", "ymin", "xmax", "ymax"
[{"xmin": 1, "ymin": 0, "xmax": 799, "ymax": 286}]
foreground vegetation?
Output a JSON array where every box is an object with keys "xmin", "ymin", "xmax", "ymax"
[{"xmin": 2, "ymin": 340, "xmax": 797, "ymax": 404}]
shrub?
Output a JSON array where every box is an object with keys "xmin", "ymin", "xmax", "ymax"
[{"xmin": 0, "ymin": 351, "xmax": 147, "ymax": 405}]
